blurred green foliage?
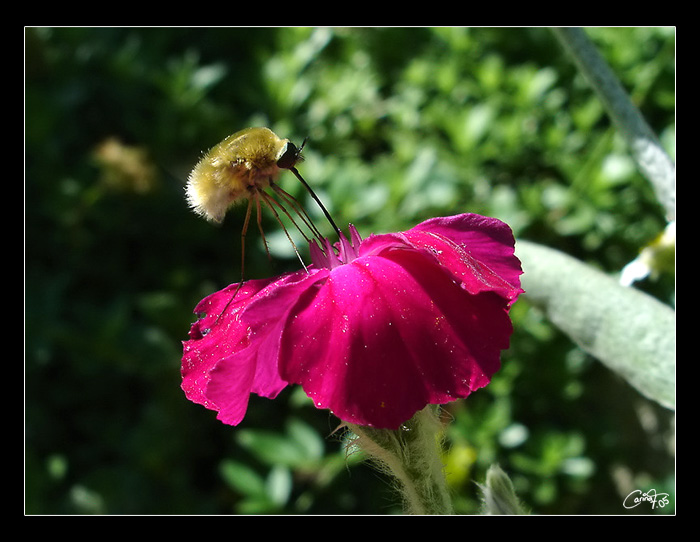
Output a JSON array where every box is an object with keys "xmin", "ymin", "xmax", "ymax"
[{"xmin": 25, "ymin": 27, "xmax": 675, "ymax": 515}]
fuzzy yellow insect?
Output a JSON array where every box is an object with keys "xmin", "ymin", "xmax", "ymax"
[
  {"xmin": 186, "ymin": 127, "xmax": 339, "ymax": 280},
  {"xmin": 186, "ymin": 127, "xmax": 305, "ymax": 223}
]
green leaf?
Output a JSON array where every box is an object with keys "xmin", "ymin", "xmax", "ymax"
[
  {"xmin": 265, "ymin": 465, "xmax": 292, "ymax": 507},
  {"xmin": 219, "ymin": 459, "xmax": 266, "ymax": 498},
  {"xmin": 516, "ymin": 240, "xmax": 675, "ymax": 409},
  {"xmin": 236, "ymin": 417, "xmax": 326, "ymax": 469},
  {"xmin": 236, "ymin": 429, "xmax": 309, "ymax": 467},
  {"xmin": 286, "ymin": 417, "xmax": 325, "ymax": 462}
]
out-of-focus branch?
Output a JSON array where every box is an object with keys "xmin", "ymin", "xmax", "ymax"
[{"xmin": 552, "ymin": 27, "xmax": 675, "ymax": 221}]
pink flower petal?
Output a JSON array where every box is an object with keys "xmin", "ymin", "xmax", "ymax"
[
  {"xmin": 181, "ymin": 278, "xmax": 290, "ymax": 425},
  {"xmin": 181, "ymin": 213, "xmax": 523, "ymax": 429},
  {"xmin": 277, "ymin": 247, "xmax": 513, "ymax": 429},
  {"xmin": 409, "ymin": 214, "xmax": 523, "ymax": 302}
]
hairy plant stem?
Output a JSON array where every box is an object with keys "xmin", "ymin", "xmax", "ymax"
[
  {"xmin": 552, "ymin": 27, "xmax": 675, "ymax": 221},
  {"xmin": 345, "ymin": 406, "xmax": 453, "ymax": 515}
]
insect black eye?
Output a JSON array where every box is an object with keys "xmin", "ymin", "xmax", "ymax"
[{"xmin": 276, "ymin": 142, "xmax": 299, "ymax": 169}]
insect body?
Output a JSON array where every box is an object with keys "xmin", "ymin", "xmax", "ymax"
[
  {"xmin": 186, "ymin": 127, "xmax": 301, "ymax": 223},
  {"xmin": 186, "ymin": 127, "xmax": 339, "ymax": 297}
]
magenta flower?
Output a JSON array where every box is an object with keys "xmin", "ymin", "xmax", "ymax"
[{"xmin": 182, "ymin": 213, "xmax": 523, "ymax": 429}]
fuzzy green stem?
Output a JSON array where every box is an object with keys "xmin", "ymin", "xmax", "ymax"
[
  {"xmin": 345, "ymin": 406, "xmax": 453, "ymax": 515},
  {"xmin": 551, "ymin": 27, "xmax": 675, "ymax": 221},
  {"xmin": 477, "ymin": 464, "xmax": 528, "ymax": 515}
]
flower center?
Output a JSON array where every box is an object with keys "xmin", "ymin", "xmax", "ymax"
[{"xmin": 309, "ymin": 225, "xmax": 363, "ymax": 269}]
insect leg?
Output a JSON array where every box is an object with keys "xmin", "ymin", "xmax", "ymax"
[
  {"xmin": 270, "ymin": 182, "xmax": 324, "ymax": 241},
  {"xmin": 213, "ymin": 196, "xmax": 254, "ymax": 326},
  {"xmin": 259, "ymin": 191, "xmax": 308, "ymax": 273}
]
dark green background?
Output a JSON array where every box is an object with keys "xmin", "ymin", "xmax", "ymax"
[{"xmin": 25, "ymin": 27, "xmax": 675, "ymax": 515}]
